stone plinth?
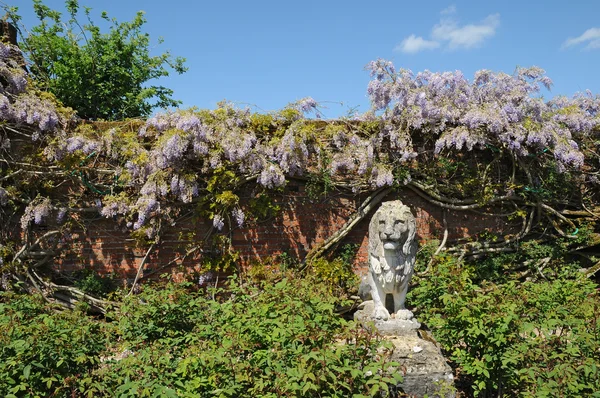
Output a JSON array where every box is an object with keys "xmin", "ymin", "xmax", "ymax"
[{"xmin": 354, "ymin": 301, "xmax": 455, "ymax": 398}]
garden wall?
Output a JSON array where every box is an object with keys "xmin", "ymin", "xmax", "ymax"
[{"xmin": 52, "ymin": 180, "xmax": 519, "ymax": 284}]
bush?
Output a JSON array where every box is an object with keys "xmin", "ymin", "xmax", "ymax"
[
  {"xmin": 8, "ymin": 0, "xmax": 186, "ymax": 120},
  {"xmin": 100, "ymin": 277, "xmax": 401, "ymax": 397},
  {"xmin": 1, "ymin": 276, "xmax": 403, "ymax": 397},
  {"xmin": 410, "ymin": 257, "xmax": 600, "ymax": 397},
  {"xmin": 0, "ymin": 293, "xmax": 107, "ymax": 397}
]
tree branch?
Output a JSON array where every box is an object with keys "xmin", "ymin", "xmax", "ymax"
[
  {"xmin": 303, "ymin": 186, "xmax": 393, "ymax": 266},
  {"xmin": 128, "ymin": 243, "xmax": 155, "ymax": 296}
]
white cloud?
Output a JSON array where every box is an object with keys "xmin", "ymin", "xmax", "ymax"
[
  {"xmin": 395, "ymin": 34, "xmax": 440, "ymax": 54},
  {"xmin": 562, "ymin": 27, "xmax": 600, "ymax": 50},
  {"xmin": 395, "ymin": 8, "xmax": 500, "ymax": 53},
  {"xmin": 432, "ymin": 13, "xmax": 500, "ymax": 49}
]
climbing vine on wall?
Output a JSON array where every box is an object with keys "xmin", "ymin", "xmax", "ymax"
[{"xmin": 1, "ymin": 35, "xmax": 600, "ymax": 309}]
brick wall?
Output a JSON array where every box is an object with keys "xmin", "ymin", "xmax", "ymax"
[{"xmin": 51, "ymin": 181, "xmax": 521, "ymax": 283}]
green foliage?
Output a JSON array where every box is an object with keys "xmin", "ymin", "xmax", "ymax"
[
  {"xmin": 116, "ymin": 282, "xmax": 201, "ymax": 343},
  {"xmin": 473, "ymin": 225, "xmax": 596, "ymax": 286},
  {"xmin": 199, "ymin": 236, "xmax": 240, "ymax": 273},
  {"xmin": 0, "ymin": 293, "xmax": 107, "ymax": 397},
  {"xmin": 0, "ymin": 276, "xmax": 404, "ymax": 397},
  {"xmin": 72, "ymin": 269, "xmax": 116, "ymax": 297},
  {"xmin": 248, "ymin": 192, "xmax": 280, "ymax": 220},
  {"xmin": 410, "ymin": 256, "xmax": 600, "ymax": 397},
  {"xmin": 311, "ymin": 257, "xmax": 358, "ymax": 296},
  {"xmin": 310, "ymin": 244, "xmax": 360, "ymax": 296},
  {"xmin": 305, "ymin": 168, "xmax": 335, "ymax": 200},
  {"xmin": 9, "ymin": 0, "xmax": 187, "ymax": 120}
]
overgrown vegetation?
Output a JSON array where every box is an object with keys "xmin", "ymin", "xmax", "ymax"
[
  {"xmin": 409, "ymin": 240, "xmax": 600, "ymax": 397},
  {"xmin": 1, "ymin": 2, "xmax": 600, "ymax": 396},
  {"xmin": 0, "ymin": 275, "xmax": 403, "ymax": 397}
]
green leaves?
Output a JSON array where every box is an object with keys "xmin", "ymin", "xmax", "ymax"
[
  {"xmin": 1, "ymin": 278, "xmax": 404, "ymax": 396},
  {"xmin": 410, "ymin": 257, "xmax": 600, "ymax": 397},
  {"xmin": 0, "ymin": 292, "xmax": 107, "ymax": 397},
  {"xmin": 13, "ymin": 0, "xmax": 187, "ymax": 120}
]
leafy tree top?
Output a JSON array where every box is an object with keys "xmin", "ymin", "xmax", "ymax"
[{"xmin": 6, "ymin": 0, "xmax": 187, "ymax": 120}]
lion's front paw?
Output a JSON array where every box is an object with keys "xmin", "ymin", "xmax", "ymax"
[
  {"xmin": 395, "ymin": 309, "xmax": 414, "ymax": 320},
  {"xmin": 372, "ymin": 305, "xmax": 390, "ymax": 321}
]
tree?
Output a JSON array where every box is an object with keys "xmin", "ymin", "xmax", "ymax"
[{"xmin": 7, "ymin": 0, "xmax": 187, "ymax": 120}]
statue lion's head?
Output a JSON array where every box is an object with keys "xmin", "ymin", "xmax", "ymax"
[{"xmin": 368, "ymin": 200, "xmax": 416, "ymax": 256}]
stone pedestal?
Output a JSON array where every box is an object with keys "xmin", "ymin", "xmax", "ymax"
[{"xmin": 354, "ymin": 301, "xmax": 455, "ymax": 398}]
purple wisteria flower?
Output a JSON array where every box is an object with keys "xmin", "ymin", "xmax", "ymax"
[
  {"xmin": 370, "ymin": 165, "xmax": 394, "ymax": 188},
  {"xmin": 131, "ymin": 197, "xmax": 159, "ymax": 230},
  {"xmin": 296, "ymin": 97, "xmax": 318, "ymax": 113},
  {"xmin": 100, "ymin": 197, "xmax": 130, "ymax": 218},
  {"xmin": 258, "ymin": 165, "xmax": 286, "ymax": 188},
  {"xmin": 9, "ymin": 93, "xmax": 61, "ymax": 133},
  {"xmin": 56, "ymin": 208, "xmax": 67, "ymax": 224},
  {"xmin": 20, "ymin": 198, "xmax": 52, "ymax": 230},
  {"xmin": 141, "ymin": 111, "xmax": 207, "ymax": 136},
  {"xmin": 170, "ymin": 174, "xmax": 198, "ymax": 203},
  {"xmin": 231, "ymin": 208, "xmax": 245, "ymax": 227},
  {"xmin": 275, "ymin": 130, "xmax": 309, "ymax": 176},
  {"xmin": 365, "ymin": 58, "xmax": 595, "ymax": 172},
  {"xmin": 213, "ymin": 214, "xmax": 225, "ymax": 231}
]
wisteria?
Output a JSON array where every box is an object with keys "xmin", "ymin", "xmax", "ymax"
[
  {"xmin": 0, "ymin": 42, "xmax": 63, "ymax": 134},
  {"xmin": 154, "ymin": 133, "xmax": 190, "ymax": 169},
  {"xmin": 231, "ymin": 207, "xmax": 245, "ymax": 227},
  {"xmin": 212, "ymin": 214, "xmax": 225, "ymax": 231},
  {"xmin": 170, "ymin": 174, "xmax": 198, "ymax": 203},
  {"xmin": 20, "ymin": 197, "xmax": 53, "ymax": 231},
  {"xmin": 258, "ymin": 164, "xmax": 286, "ymax": 189},
  {"xmin": 370, "ymin": 165, "xmax": 394, "ymax": 188},
  {"xmin": 100, "ymin": 196, "xmax": 131, "ymax": 218},
  {"xmin": 365, "ymin": 58, "xmax": 599, "ymax": 172},
  {"xmin": 65, "ymin": 135, "xmax": 101, "ymax": 155},
  {"xmin": 4, "ymin": 38, "xmax": 600, "ymax": 244},
  {"xmin": 56, "ymin": 208, "xmax": 67, "ymax": 224},
  {"xmin": 132, "ymin": 197, "xmax": 159, "ymax": 230},
  {"xmin": 275, "ymin": 129, "xmax": 310, "ymax": 176},
  {"xmin": 329, "ymin": 133, "xmax": 375, "ymax": 180},
  {"xmin": 296, "ymin": 97, "xmax": 318, "ymax": 114}
]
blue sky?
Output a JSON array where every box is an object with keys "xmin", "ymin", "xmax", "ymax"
[{"xmin": 12, "ymin": 0, "xmax": 600, "ymax": 118}]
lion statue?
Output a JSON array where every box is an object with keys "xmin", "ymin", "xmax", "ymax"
[{"xmin": 366, "ymin": 200, "xmax": 417, "ymax": 321}]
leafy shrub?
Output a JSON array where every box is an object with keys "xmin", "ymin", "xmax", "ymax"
[
  {"xmin": 73, "ymin": 269, "xmax": 117, "ymax": 297},
  {"xmin": 0, "ymin": 275, "xmax": 404, "ymax": 397},
  {"xmin": 0, "ymin": 293, "xmax": 107, "ymax": 397},
  {"xmin": 311, "ymin": 256, "xmax": 359, "ymax": 296},
  {"xmin": 115, "ymin": 281, "xmax": 205, "ymax": 343},
  {"xmin": 410, "ymin": 257, "xmax": 600, "ymax": 397},
  {"xmin": 98, "ymin": 277, "xmax": 401, "ymax": 397}
]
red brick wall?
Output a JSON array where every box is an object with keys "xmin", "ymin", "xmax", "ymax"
[{"xmin": 51, "ymin": 181, "xmax": 520, "ymax": 283}]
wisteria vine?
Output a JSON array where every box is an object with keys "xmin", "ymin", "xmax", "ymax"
[{"xmin": 1, "ymin": 42, "xmax": 600, "ymax": 269}]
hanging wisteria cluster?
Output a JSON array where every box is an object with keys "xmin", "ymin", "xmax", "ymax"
[
  {"xmin": 0, "ymin": 42, "xmax": 62, "ymax": 138},
  {"xmin": 366, "ymin": 58, "xmax": 599, "ymax": 171},
  {"xmin": 1, "ymin": 41, "xmax": 65, "ymax": 230}
]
